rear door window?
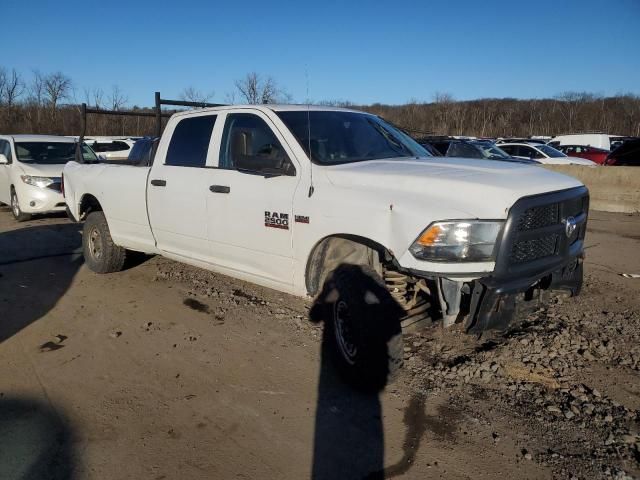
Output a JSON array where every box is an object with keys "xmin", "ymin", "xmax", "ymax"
[
  {"xmin": 128, "ymin": 139, "xmax": 157, "ymax": 166},
  {"xmin": 166, "ymin": 115, "xmax": 217, "ymax": 167}
]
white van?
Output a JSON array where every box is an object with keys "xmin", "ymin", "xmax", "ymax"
[
  {"xmin": 0, "ymin": 135, "xmax": 97, "ymax": 221},
  {"xmin": 548, "ymin": 133, "xmax": 626, "ymax": 151}
]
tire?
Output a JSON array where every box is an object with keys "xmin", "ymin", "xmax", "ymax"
[
  {"xmin": 10, "ymin": 189, "xmax": 31, "ymax": 222},
  {"xmin": 83, "ymin": 211, "xmax": 126, "ymax": 273},
  {"xmin": 326, "ymin": 264, "xmax": 404, "ymax": 390}
]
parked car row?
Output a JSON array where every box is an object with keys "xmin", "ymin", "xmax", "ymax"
[
  {"xmin": 418, "ymin": 137, "xmax": 597, "ymax": 166},
  {"xmin": 542, "ymin": 133, "xmax": 639, "ymax": 165},
  {"xmin": 418, "ymin": 133, "xmax": 640, "ymax": 166}
]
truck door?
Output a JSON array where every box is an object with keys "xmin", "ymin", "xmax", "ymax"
[
  {"xmin": 204, "ymin": 111, "xmax": 300, "ymax": 289},
  {"xmin": 147, "ymin": 114, "xmax": 217, "ymax": 262}
]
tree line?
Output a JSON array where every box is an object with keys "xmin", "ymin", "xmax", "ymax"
[
  {"xmin": 363, "ymin": 93, "xmax": 640, "ymax": 138},
  {"xmin": 1, "ymin": 66, "xmax": 639, "ymax": 138}
]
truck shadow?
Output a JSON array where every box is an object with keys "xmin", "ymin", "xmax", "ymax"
[
  {"xmin": 0, "ymin": 395, "xmax": 75, "ymax": 479},
  {"xmin": 309, "ymin": 264, "xmax": 407, "ymax": 480},
  {"xmin": 0, "ymin": 220, "xmax": 84, "ymax": 344}
]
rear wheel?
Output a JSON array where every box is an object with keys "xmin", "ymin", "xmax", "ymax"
[
  {"xmin": 327, "ymin": 264, "xmax": 404, "ymax": 389},
  {"xmin": 11, "ymin": 189, "xmax": 31, "ymax": 222},
  {"xmin": 83, "ymin": 211, "xmax": 126, "ymax": 273}
]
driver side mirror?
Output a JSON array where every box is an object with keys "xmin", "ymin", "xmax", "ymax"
[
  {"xmin": 0, "ymin": 153, "xmax": 8, "ymax": 164},
  {"xmin": 235, "ymin": 145, "xmax": 295, "ymax": 177}
]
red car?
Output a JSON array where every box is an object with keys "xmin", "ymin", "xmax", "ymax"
[{"xmin": 556, "ymin": 145, "xmax": 609, "ymax": 165}]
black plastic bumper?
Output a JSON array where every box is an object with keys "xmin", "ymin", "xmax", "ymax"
[{"xmin": 466, "ymin": 254, "xmax": 583, "ymax": 334}]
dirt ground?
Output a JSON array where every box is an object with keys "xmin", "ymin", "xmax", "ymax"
[{"xmin": 0, "ymin": 207, "xmax": 639, "ymax": 480}]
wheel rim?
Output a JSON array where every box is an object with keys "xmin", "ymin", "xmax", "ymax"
[
  {"xmin": 88, "ymin": 226, "xmax": 104, "ymax": 260},
  {"xmin": 11, "ymin": 192, "xmax": 20, "ymax": 218},
  {"xmin": 334, "ymin": 300, "xmax": 358, "ymax": 365}
]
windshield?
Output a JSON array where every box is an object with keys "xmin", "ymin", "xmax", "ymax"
[
  {"xmin": 16, "ymin": 142, "xmax": 97, "ymax": 164},
  {"xmin": 536, "ymin": 144, "xmax": 566, "ymax": 158},
  {"xmin": 276, "ymin": 111, "xmax": 430, "ymax": 165},
  {"xmin": 471, "ymin": 141, "xmax": 511, "ymax": 160}
]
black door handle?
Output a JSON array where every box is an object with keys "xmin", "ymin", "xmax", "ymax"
[
  {"xmin": 151, "ymin": 179, "xmax": 166, "ymax": 187},
  {"xmin": 209, "ymin": 185, "xmax": 230, "ymax": 194}
]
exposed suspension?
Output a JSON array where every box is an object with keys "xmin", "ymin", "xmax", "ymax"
[{"xmin": 383, "ymin": 268, "xmax": 431, "ymax": 311}]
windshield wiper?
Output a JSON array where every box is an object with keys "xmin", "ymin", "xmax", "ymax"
[{"xmin": 367, "ymin": 119, "xmax": 411, "ymax": 155}]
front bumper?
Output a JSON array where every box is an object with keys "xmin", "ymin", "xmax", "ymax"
[
  {"xmin": 15, "ymin": 182, "xmax": 65, "ymax": 214},
  {"xmin": 466, "ymin": 252, "xmax": 583, "ymax": 334}
]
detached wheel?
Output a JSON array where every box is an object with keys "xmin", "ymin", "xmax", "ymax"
[
  {"xmin": 328, "ymin": 265, "xmax": 404, "ymax": 389},
  {"xmin": 83, "ymin": 211, "xmax": 126, "ymax": 273},
  {"xmin": 11, "ymin": 189, "xmax": 31, "ymax": 222}
]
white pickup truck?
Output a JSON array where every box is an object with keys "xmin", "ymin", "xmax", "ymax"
[{"xmin": 63, "ymin": 105, "xmax": 589, "ymax": 384}]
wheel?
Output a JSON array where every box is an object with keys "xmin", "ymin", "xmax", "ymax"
[
  {"xmin": 83, "ymin": 211, "xmax": 126, "ymax": 273},
  {"xmin": 10, "ymin": 189, "xmax": 31, "ymax": 222},
  {"xmin": 327, "ymin": 264, "xmax": 404, "ymax": 389}
]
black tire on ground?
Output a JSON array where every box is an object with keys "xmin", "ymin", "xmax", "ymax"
[
  {"xmin": 10, "ymin": 188, "xmax": 31, "ymax": 222},
  {"xmin": 83, "ymin": 211, "xmax": 126, "ymax": 273},
  {"xmin": 326, "ymin": 264, "xmax": 405, "ymax": 390}
]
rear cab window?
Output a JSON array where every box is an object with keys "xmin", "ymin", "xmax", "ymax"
[{"xmin": 128, "ymin": 138, "xmax": 158, "ymax": 166}]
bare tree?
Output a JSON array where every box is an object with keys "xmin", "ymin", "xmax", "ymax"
[
  {"xmin": 234, "ymin": 72, "xmax": 290, "ymax": 104},
  {"xmin": 0, "ymin": 67, "xmax": 6, "ymax": 105},
  {"xmin": 180, "ymin": 86, "xmax": 214, "ymax": 104},
  {"xmin": 28, "ymin": 70, "xmax": 46, "ymax": 106},
  {"xmin": 0, "ymin": 68, "xmax": 24, "ymax": 106},
  {"xmin": 83, "ymin": 87, "xmax": 105, "ymax": 108},
  {"xmin": 109, "ymin": 85, "xmax": 128, "ymax": 110},
  {"xmin": 43, "ymin": 72, "xmax": 72, "ymax": 113}
]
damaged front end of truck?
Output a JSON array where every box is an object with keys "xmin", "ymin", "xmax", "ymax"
[{"xmin": 386, "ymin": 186, "xmax": 589, "ymax": 334}]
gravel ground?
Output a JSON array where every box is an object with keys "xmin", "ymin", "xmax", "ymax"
[
  {"xmin": 400, "ymin": 258, "xmax": 640, "ymax": 477},
  {"xmin": 1, "ymin": 208, "xmax": 638, "ymax": 479}
]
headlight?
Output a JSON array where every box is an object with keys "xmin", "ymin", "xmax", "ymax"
[
  {"xmin": 409, "ymin": 221, "xmax": 503, "ymax": 262},
  {"xmin": 20, "ymin": 175, "xmax": 54, "ymax": 188}
]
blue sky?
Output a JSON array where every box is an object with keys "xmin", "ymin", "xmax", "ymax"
[{"xmin": 2, "ymin": 0, "xmax": 639, "ymax": 107}]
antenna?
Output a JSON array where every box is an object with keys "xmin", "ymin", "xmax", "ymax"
[{"xmin": 306, "ymin": 66, "xmax": 314, "ymax": 197}]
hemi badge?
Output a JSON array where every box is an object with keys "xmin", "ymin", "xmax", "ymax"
[{"xmin": 295, "ymin": 215, "xmax": 310, "ymax": 224}]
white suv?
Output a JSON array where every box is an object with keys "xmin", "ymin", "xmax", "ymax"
[
  {"xmin": 498, "ymin": 142, "xmax": 597, "ymax": 166},
  {"xmin": 0, "ymin": 135, "xmax": 97, "ymax": 221}
]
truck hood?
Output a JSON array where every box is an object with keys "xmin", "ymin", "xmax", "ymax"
[
  {"xmin": 17, "ymin": 163, "xmax": 64, "ymax": 177},
  {"xmin": 323, "ymin": 157, "xmax": 584, "ymax": 218}
]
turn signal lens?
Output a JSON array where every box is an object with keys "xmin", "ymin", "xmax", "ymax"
[{"xmin": 416, "ymin": 224, "xmax": 443, "ymax": 246}]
